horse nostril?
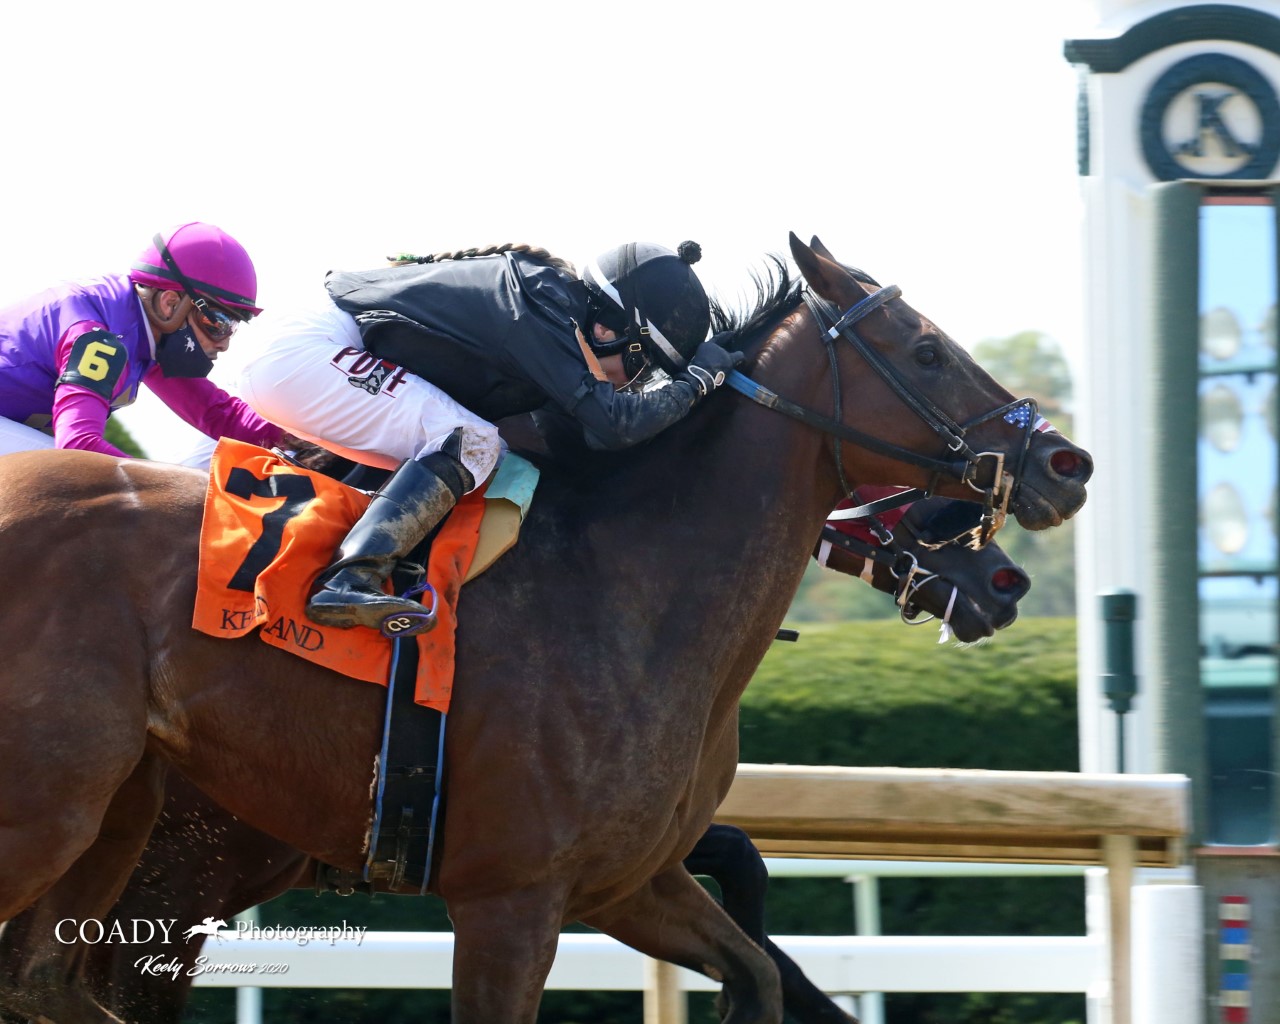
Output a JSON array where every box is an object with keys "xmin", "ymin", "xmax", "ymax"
[
  {"xmin": 992, "ymin": 567, "xmax": 1029, "ymax": 596},
  {"xmin": 1049, "ymin": 448, "xmax": 1091, "ymax": 480}
]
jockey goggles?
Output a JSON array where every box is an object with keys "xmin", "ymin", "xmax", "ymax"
[{"xmin": 189, "ymin": 299, "xmax": 241, "ymax": 342}]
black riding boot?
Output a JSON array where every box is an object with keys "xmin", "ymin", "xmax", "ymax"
[{"xmin": 307, "ymin": 448, "xmax": 474, "ymax": 637}]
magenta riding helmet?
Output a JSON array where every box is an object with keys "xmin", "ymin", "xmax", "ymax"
[{"xmin": 129, "ymin": 222, "xmax": 262, "ymax": 317}]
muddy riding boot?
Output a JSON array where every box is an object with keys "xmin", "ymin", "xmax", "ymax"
[{"xmin": 307, "ymin": 448, "xmax": 474, "ymax": 637}]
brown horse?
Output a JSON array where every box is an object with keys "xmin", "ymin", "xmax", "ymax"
[
  {"xmin": 818, "ymin": 493, "xmax": 1030, "ymax": 636},
  {"xmin": 0, "ymin": 235, "xmax": 1090, "ymax": 1024},
  {"xmin": 0, "ymin": 490, "xmax": 1031, "ymax": 1024}
]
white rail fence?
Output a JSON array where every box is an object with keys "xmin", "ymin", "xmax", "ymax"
[
  {"xmin": 196, "ymin": 926, "xmax": 1101, "ymax": 993},
  {"xmin": 196, "ymin": 863, "xmax": 1197, "ymax": 1024},
  {"xmin": 193, "ymin": 765, "xmax": 1196, "ymax": 1024}
]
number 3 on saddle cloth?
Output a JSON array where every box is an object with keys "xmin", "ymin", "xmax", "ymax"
[{"xmin": 192, "ymin": 438, "xmax": 539, "ymax": 893}]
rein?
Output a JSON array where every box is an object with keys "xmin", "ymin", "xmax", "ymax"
[{"xmin": 724, "ymin": 281, "xmax": 1042, "ymax": 547}]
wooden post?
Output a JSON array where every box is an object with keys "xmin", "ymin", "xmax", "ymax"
[
  {"xmin": 643, "ymin": 958, "xmax": 687, "ymax": 1024},
  {"xmin": 1103, "ymin": 834, "xmax": 1136, "ymax": 1024}
]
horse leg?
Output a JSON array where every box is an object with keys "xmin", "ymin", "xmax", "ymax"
[
  {"xmin": 92, "ymin": 832, "xmax": 312, "ymax": 1023},
  {"xmin": 77, "ymin": 775, "xmax": 314, "ymax": 1023},
  {"xmin": 0, "ymin": 650, "xmax": 149, "ymax": 1024},
  {"xmin": 92, "ymin": 856, "xmax": 314, "ymax": 1024},
  {"xmin": 447, "ymin": 887, "xmax": 567, "ymax": 1024},
  {"xmin": 0, "ymin": 754, "xmax": 166, "ymax": 1024},
  {"xmin": 0, "ymin": 706, "xmax": 142, "ymax": 926},
  {"xmin": 685, "ymin": 825, "xmax": 769, "ymax": 943},
  {"xmin": 685, "ymin": 825, "xmax": 858, "ymax": 1024},
  {"xmin": 584, "ymin": 864, "xmax": 783, "ymax": 1024}
]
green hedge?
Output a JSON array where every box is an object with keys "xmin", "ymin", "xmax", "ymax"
[
  {"xmin": 185, "ymin": 618, "xmax": 1084, "ymax": 1024},
  {"xmin": 104, "ymin": 416, "xmax": 146, "ymax": 458},
  {"xmin": 741, "ymin": 617, "xmax": 1079, "ymax": 772}
]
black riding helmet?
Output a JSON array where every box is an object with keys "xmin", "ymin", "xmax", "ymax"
[{"xmin": 582, "ymin": 240, "xmax": 711, "ymax": 378}]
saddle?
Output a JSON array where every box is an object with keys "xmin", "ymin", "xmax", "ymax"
[
  {"xmin": 193, "ymin": 439, "xmax": 538, "ymax": 711},
  {"xmin": 192, "ymin": 439, "xmax": 540, "ymax": 892}
]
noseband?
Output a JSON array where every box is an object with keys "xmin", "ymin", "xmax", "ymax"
[
  {"xmin": 819, "ymin": 520, "xmax": 952, "ymax": 630},
  {"xmin": 725, "ymin": 282, "xmax": 1041, "ymax": 548}
]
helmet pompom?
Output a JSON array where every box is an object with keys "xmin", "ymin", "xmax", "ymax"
[{"xmin": 676, "ymin": 240, "xmax": 702, "ymax": 265}]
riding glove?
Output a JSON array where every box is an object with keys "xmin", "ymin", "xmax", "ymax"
[{"xmin": 679, "ymin": 340, "xmax": 745, "ymax": 397}]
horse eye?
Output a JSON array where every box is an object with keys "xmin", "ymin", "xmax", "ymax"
[{"xmin": 915, "ymin": 344, "xmax": 939, "ymax": 366}]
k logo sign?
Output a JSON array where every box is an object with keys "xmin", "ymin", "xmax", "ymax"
[{"xmin": 1140, "ymin": 53, "xmax": 1280, "ymax": 181}]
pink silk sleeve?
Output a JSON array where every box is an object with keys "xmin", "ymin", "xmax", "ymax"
[
  {"xmin": 51, "ymin": 388, "xmax": 130, "ymax": 457},
  {"xmin": 143, "ymin": 366, "xmax": 284, "ymax": 449},
  {"xmin": 51, "ymin": 321, "xmax": 131, "ymax": 457}
]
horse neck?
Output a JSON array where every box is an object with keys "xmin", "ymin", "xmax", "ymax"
[
  {"xmin": 730, "ymin": 305, "xmax": 852, "ymax": 515},
  {"xmin": 598, "ymin": 318, "xmax": 846, "ymax": 643},
  {"xmin": 645, "ymin": 349, "xmax": 841, "ymax": 552}
]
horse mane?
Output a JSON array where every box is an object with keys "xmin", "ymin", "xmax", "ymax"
[
  {"xmin": 709, "ymin": 256, "xmax": 802, "ymax": 351},
  {"xmin": 709, "ymin": 253, "xmax": 885, "ymax": 355},
  {"xmin": 387, "ymin": 243, "xmax": 576, "ymax": 277},
  {"xmin": 515, "ymin": 256, "xmax": 817, "ymax": 485}
]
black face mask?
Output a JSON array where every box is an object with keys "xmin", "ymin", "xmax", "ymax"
[{"xmin": 156, "ymin": 324, "xmax": 214, "ymax": 378}]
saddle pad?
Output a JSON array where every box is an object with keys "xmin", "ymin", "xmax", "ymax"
[
  {"xmin": 192, "ymin": 440, "xmax": 536, "ymax": 713},
  {"xmin": 466, "ymin": 449, "xmax": 539, "ymax": 582}
]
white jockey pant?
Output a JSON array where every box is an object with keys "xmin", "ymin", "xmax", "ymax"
[
  {"xmin": 238, "ymin": 294, "xmax": 499, "ymax": 490},
  {"xmin": 0, "ymin": 417, "xmax": 55, "ymax": 457}
]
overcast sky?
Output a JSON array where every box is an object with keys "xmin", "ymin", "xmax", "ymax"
[{"xmin": 0, "ymin": 0, "xmax": 1094, "ymax": 462}]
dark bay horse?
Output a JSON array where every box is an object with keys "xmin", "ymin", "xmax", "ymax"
[
  {"xmin": 0, "ymin": 490, "xmax": 1031, "ymax": 1024},
  {"xmin": 0, "ymin": 235, "xmax": 1090, "ymax": 1024},
  {"xmin": 818, "ymin": 493, "xmax": 1030, "ymax": 636}
]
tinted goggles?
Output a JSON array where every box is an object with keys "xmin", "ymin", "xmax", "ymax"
[{"xmin": 189, "ymin": 298, "xmax": 242, "ymax": 342}]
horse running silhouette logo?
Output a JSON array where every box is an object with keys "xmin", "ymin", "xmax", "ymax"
[{"xmin": 181, "ymin": 917, "xmax": 228, "ymax": 943}]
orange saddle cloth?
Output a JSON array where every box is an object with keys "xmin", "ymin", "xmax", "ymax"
[{"xmin": 192, "ymin": 439, "xmax": 492, "ymax": 714}]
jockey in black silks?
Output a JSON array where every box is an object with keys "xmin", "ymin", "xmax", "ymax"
[{"xmin": 238, "ymin": 241, "xmax": 741, "ymax": 638}]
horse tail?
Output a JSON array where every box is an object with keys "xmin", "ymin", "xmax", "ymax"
[{"xmin": 386, "ymin": 243, "xmax": 577, "ymax": 277}]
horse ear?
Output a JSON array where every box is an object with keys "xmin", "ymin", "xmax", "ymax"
[
  {"xmin": 789, "ymin": 231, "xmax": 849, "ymax": 303},
  {"xmin": 809, "ymin": 235, "xmax": 838, "ymax": 262}
]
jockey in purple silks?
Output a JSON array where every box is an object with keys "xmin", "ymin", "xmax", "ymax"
[{"xmin": 0, "ymin": 222, "xmax": 282, "ymax": 458}]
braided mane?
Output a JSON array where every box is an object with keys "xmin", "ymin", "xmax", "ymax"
[{"xmin": 387, "ymin": 243, "xmax": 576, "ymax": 277}]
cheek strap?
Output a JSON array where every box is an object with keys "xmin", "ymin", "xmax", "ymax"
[{"xmin": 146, "ymin": 291, "xmax": 194, "ymax": 334}]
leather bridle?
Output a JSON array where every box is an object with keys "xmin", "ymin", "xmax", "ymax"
[
  {"xmin": 725, "ymin": 280, "xmax": 1041, "ymax": 548},
  {"xmin": 818, "ymin": 520, "xmax": 947, "ymax": 627}
]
